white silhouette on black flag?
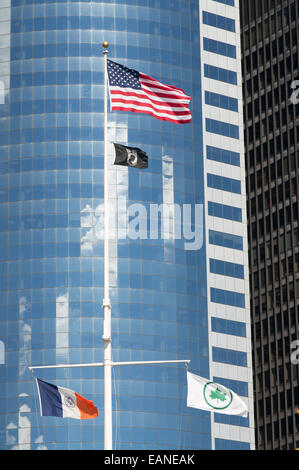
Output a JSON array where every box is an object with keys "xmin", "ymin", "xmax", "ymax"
[{"xmin": 113, "ymin": 143, "xmax": 148, "ymax": 169}]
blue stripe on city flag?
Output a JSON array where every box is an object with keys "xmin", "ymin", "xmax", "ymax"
[{"xmin": 36, "ymin": 378, "xmax": 63, "ymax": 417}]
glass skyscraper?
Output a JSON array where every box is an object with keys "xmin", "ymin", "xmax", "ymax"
[{"xmin": 0, "ymin": 0, "xmax": 254, "ymax": 450}]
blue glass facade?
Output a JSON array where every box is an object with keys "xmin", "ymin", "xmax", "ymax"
[
  {"xmin": 0, "ymin": 0, "xmax": 255, "ymax": 451},
  {"xmin": 202, "ymin": 11, "xmax": 235, "ymax": 33},
  {"xmin": 203, "ymin": 37, "xmax": 236, "ymax": 58},
  {"xmin": 0, "ymin": 0, "xmax": 212, "ymax": 450},
  {"xmin": 204, "ymin": 64, "xmax": 238, "ymax": 85}
]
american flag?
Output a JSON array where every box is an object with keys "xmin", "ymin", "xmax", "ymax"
[{"xmin": 107, "ymin": 60, "xmax": 192, "ymax": 124}]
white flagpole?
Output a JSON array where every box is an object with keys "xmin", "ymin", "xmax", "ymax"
[{"xmin": 102, "ymin": 41, "xmax": 113, "ymax": 451}]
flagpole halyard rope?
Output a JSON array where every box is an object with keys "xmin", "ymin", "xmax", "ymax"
[{"xmin": 31, "ymin": 371, "xmax": 45, "ymax": 449}]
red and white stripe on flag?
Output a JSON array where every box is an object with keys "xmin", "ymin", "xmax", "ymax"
[{"xmin": 107, "ymin": 60, "xmax": 192, "ymax": 124}]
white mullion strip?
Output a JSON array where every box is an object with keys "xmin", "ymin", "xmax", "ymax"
[
  {"xmin": 208, "ymin": 244, "xmax": 248, "ymax": 266},
  {"xmin": 201, "ymin": 1, "xmax": 236, "ymax": 17},
  {"xmin": 207, "ymin": 216, "xmax": 245, "ymax": 239},
  {"xmin": 210, "ymin": 331, "xmax": 248, "ymax": 352},
  {"xmin": 200, "ymin": 0, "xmax": 254, "ymax": 450},
  {"xmin": 204, "ymin": 133, "xmax": 244, "ymax": 156},
  {"xmin": 201, "ymin": 50, "xmax": 240, "ymax": 73},
  {"xmin": 213, "ymin": 424, "xmax": 255, "ymax": 447},
  {"xmin": 206, "ymin": 187, "xmax": 243, "ymax": 207},
  {"xmin": 204, "ymin": 107, "xmax": 241, "ymax": 127},
  {"xmin": 199, "ymin": 0, "xmax": 215, "ymax": 451},
  {"xmin": 204, "ymin": 133, "xmax": 243, "ymax": 154},
  {"xmin": 209, "ymin": 306, "xmax": 249, "ymax": 324},
  {"xmin": 201, "ymin": 26, "xmax": 239, "ymax": 49},
  {"xmin": 205, "ymin": 159, "xmax": 243, "ymax": 182},
  {"xmin": 203, "ymin": 78, "xmax": 240, "ymax": 99},
  {"xmin": 208, "ymin": 273, "xmax": 247, "ymax": 296},
  {"xmin": 211, "ymin": 362, "xmax": 253, "ymax": 384}
]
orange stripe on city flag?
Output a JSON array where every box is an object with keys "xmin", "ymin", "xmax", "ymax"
[{"xmin": 75, "ymin": 392, "xmax": 99, "ymax": 419}]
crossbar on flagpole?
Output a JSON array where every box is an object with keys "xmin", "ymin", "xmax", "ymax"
[{"xmin": 28, "ymin": 359, "xmax": 191, "ymax": 371}]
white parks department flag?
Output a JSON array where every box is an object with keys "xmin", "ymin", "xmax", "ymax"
[{"xmin": 187, "ymin": 371, "xmax": 248, "ymax": 417}]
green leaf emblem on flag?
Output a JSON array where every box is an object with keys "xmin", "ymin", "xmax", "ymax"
[
  {"xmin": 203, "ymin": 382, "xmax": 233, "ymax": 410},
  {"xmin": 210, "ymin": 387, "xmax": 227, "ymax": 402}
]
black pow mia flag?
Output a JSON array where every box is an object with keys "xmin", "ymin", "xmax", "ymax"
[{"xmin": 113, "ymin": 143, "xmax": 148, "ymax": 169}]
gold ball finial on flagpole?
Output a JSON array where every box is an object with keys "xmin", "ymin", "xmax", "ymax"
[{"xmin": 102, "ymin": 41, "xmax": 109, "ymax": 49}]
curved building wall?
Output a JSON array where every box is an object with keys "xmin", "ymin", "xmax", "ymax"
[{"xmin": 0, "ymin": 0, "xmax": 254, "ymax": 450}]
